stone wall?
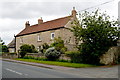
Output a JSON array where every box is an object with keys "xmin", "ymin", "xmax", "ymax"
[
  {"xmin": 2, "ymin": 53, "xmax": 18, "ymax": 59},
  {"xmin": 8, "ymin": 48, "xmax": 15, "ymax": 53},
  {"xmin": 16, "ymin": 28, "xmax": 77, "ymax": 53},
  {"xmin": 100, "ymin": 46, "xmax": 120, "ymax": 65},
  {"xmin": 16, "ymin": 29, "xmax": 63, "ymax": 53},
  {"xmin": 25, "ymin": 53, "xmax": 70, "ymax": 61},
  {"xmin": 25, "ymin": 53, "xmax": 44, "ymax": 58},
  {"xmin": 16, "ymin": 16, "xmax": 78, "ymax": 53}
]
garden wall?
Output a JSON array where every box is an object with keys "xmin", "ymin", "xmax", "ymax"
[
  {"xmin": 2, "ymin": 53, "xmax": 18, "ymax": 59},
  {"xmin": 100, "ymin": 46, "xmax": 120, "ymax": 65}
]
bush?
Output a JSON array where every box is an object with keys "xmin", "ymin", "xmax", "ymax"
[
  {"xmin": 65, "ymin": 51, "xmax": 81, "ymax": 63},
  {"xmin": 19, "ymin": 44, "xmax": 38, "ymax": 58},
  {"xmin": 44, "ymin": 47, "xmax": 61, "ymax": 61},
  {"xmin": 23, "ymin": 56, "xmax": 48, "ymax": 61},
  {"xmin": 39, "ymin": 43, "xmax": 49, "ymax": 53},
  {"xmin": 2, "ymin": 45, "xmax": 9, "ymax": 53},
  {"xmin": 50, "ymin": 37, "xmax": 67, "ymax": 54},
  {"xmin": 31, "ymin": 45, "xmax": 38, "ymax": 53},
  {"xmin": 19, "ymin": 51, "xmax": 26, "ymax": 58}
]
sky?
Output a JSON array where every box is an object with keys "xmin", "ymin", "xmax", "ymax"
[{"xmin": 0, "ymin": 0, "xmax": 119, "ymax": 45}]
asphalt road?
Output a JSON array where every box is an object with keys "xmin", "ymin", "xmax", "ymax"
[
  {"xmin": 2, "ymin": 60, "xmax": 84, "ymax": 78},
  {"xmin": 2, "ymin": 60, "xmax": 118, "ymax": 78}
]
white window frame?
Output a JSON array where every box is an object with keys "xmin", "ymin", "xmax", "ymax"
[
  {"xmin": 37, "ymin": 47, "xmax": 40, "ymax": 52},
  {"xmin": 37, "ymin": 35, "xmax": 41, "ymax": 41},
  {"xmin": 51, "ymin": 32, "xmax": 55, "ymax": 40}
]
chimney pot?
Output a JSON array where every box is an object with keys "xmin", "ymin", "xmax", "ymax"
[
  {"xmin": 38, "ymin": 17, "xmax": 43, "ymax": 25},
  {"xmin": 25, "ymin": 21, "xmax": 30, "ymax": 28},
  {"xmin": 71, "ymin": 7, "xmax": 77, "ymax": 17}
]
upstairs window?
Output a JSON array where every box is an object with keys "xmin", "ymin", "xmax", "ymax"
[
  {"xmin": 37, "ymin": 35, "xmax": 41, "ymax": 41},
  {"xmin": 51, "ymin": 32, "xmax": 55, "ymax": 40}
]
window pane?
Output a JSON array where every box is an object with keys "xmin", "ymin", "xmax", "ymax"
[
  {"xmin": 37, "ymin": 35, "xmax": 41, "ymax": 41},
  {"xmin": 51, "ymin": 33, "xmax": 55, "ymax": 39}
]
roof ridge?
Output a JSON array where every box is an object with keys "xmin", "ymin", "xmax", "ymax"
[
  {"xmin": 30, "ymin": 15, "xmax": 72, "ymax": 27},
  {"xmin": 43, "ymin": 15, "xmax": 71, "ymax": 24},
  {"xmin": 16, "ymin": 15, "xmax": 72, "ymax": 36}
]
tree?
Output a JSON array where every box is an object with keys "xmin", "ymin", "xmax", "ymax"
[
  {"xmin": 0, "ymin": 39, "xmax": 9, "ymax": 53},
  {"xmin": 71, "ymin": 10, "xmax": 120, "ymax": 64},
  {"xmin": 2, "ymin": 45, "xmax": 9, "ymax": 53}
]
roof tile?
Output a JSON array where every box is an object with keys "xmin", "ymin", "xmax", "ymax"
[{"xmin": 16, "ymin": 16, "xmax": 72, "ymax": 36}]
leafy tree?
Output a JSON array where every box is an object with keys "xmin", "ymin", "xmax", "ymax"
[
  {"xmin": 0, "ymin": 39, "xmax": 9, "ymax": 53},
  {"xmin": 50, "ymin": 37, "xmax": 67, "ymax": 54},
  {"xmin": 71, "ymin": 10, "xmax": 120, "ymax": 64},
  {"xmin": 2, "ymin": 45, "xmax": 9, "ymax": 53}
]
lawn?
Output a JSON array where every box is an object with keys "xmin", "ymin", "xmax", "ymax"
[{"xmin": 15, "ymin": 58, "xmax": 96, "ymax": 68}]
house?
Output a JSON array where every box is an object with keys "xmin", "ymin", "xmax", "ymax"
[
  {"xmin": 15, "ymin": 7, "xmax": 78, "ymax": 53},
  {"xmin": 7, "ymin": 39, "xmax": 15, "ymax": 53}
]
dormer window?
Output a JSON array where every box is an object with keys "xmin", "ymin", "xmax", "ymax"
[
  {"xmin": 37, "ymin": 35, "xmax": 41, "ymax": 41},
  {"xmin": 51, "ymin": 32, "xmax": 55, "ymax": 40}
]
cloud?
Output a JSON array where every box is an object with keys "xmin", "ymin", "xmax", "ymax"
[
  {"xmin": 0, "ymin": 1, "xmax": 101, "ymax": 19},
  {"xmin": 0, "ymin": 0, "xmax": 119, "ymax": 45}
]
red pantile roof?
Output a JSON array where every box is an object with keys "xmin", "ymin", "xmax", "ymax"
[{"xmin": 16, "ymin": 16, "xmax": 72, "ymax": 37}]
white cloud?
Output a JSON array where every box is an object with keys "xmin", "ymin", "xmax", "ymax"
[{"xmin": 0, "ymin": 0, "xmax": 119, "ymax": 45}]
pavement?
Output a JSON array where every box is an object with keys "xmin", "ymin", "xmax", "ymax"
[{"xmin": 1, "ymin": 58, "xmax": 119, "ymax": 78}]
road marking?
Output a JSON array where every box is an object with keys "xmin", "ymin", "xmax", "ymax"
[{"xmin": 5, "ymin": 68, "xmax": 23, "ymax": 75}]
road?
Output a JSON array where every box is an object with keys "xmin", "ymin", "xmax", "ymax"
[
  {"xmin": 2, "ymin": 60, "xmax": 118, "ymax": 78},
  {"xmin": 2, "ymin": 60, "xmax": 84, "ymax": 78}
]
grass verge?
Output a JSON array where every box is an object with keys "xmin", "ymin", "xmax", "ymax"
[{"xmin": 15, "ymin": 58, "xmax": 96, "ymax": 68}]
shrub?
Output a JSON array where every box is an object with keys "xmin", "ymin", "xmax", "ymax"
[
  {"xmin": 19, "ymin": 44, "xmax": 38, "ymax": 58},
  {"xmin": 40, "ymin": 43, "xmax": 49, "ymax": 53},
  {"xmin": 65, "ymin": 51, "xmax": 81, "ymax": 63},
  {"xmin": 42, "ymin": 43, "xmax": 49, "ymax": 50},
  {"xmin": 2, "ymin": 45, "xmax": 9, "ymax": 53},
  {"xmin": 31, "ymin": 45, "xmax": 38, "ymax": 53},
  {"xmin": 44, "ymin": 47, "xmax": 61, "ymax": 61},
  {"xmin": 19, "ymin": 51, "xmax": 27, "ymax": 58},
  {"xmin": 50, "ymin": 37, "xmax": 67, "ymax": 54}
]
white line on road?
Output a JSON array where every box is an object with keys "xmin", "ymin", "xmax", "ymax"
[{"xmin": 5, "ymin": 68, "xmax": 23, "ymax": 75}]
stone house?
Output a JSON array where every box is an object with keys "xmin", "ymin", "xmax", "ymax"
[
  {"xmin": 15, "ymin": 8, "xmax": 78, "ymax": 53},
  {"xmin": 7, "ymin": 39, "xmax": 15, "ymax": 53}
]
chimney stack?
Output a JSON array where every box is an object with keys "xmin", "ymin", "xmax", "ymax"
[
  {"xmin": 25, "ymin": 21, "xmax": 30, "ymax": 28},
  {"xmin": 71, "ymin": 7, "xmax": 77, "ymax": 17},
  {"xmin": 38, "ymin": 17, "xmax": 43, "ymax": 25}
]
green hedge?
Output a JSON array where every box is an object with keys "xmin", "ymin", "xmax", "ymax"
[{"xmin": 65, "ymin": 51, "xmax": 82, "ymax": 63}]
